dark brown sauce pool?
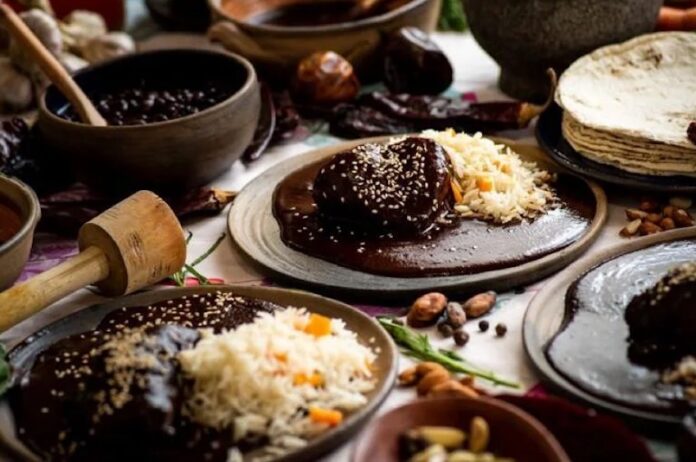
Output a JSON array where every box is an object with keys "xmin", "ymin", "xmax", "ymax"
[
  {"xmin": 0, "ymin": 201, "xmax": 22, "ymax": 244},
  {"xmin": 242, "ymin": 1, "xmax": 397, "ymax": 26},
  {"xmin": 546, "ymin": 240, "xmax": 696, "ymax": 415},
  {"xmin": 9, "ymin": 292, "xmax": 280, "ymax": 462},
  {"xmin": 273, "ymin": 159, "xmax": 596, "ymax": 277}
]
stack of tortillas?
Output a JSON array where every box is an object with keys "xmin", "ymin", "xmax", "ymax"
[{"xmin": 556, "ymin": 32, "xmax": 696, "ymax": 177}]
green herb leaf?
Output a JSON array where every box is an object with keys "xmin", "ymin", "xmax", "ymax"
[
  {"xmin": 378, "ymin": 317, "xmax": 519, "ymax": 388},
  {"xmin": 438, "ymin": 0, "xmax": 468, "ymax": 32},
  {"xmin": 0, "ymin": 344, "xmax": 11, "ymax": 396}
]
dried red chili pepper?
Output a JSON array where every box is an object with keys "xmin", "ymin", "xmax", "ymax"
[
  {"xmin": 330, "ymin": 103, "xmax": 416, "ymax": 138},
  {"xmin": 243, "ymin": 84, "xmax": 276, "ymax": 163}
]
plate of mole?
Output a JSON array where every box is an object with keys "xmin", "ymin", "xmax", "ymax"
[
  {"xmin": 0, "ymin": 286, "xmax": 397, "ymax": 462},
  {"xmin": 228, "ymin": 135, "xmax": 606, "ymax": 300},
  {"xmin": 524, "ymin": 227, "xmax": 696, "ymax": 425}
]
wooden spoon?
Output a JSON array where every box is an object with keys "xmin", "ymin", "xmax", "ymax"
[
  {"xmin": 0, "ymin": 3, "xmax": 107, "ymax": 126},
  {"xmin": 0, "ymin": 191, "xmax": 187, "ymax": 333}
]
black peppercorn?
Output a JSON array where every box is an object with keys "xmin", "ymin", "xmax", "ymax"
[
  {"xmin": 478, "ymin": 320, "xmax": 489, "ymax": 332},
  {"xmin": 453, "ymin": 329, "xmax": 469, "ymax": 346},
  {"xmin": 437, "ymin": 321, "xmax": 454, "ymax": 338},
  {"xmin": 495, "ymin": 323, "xmax": 508, "ymax": 337}
]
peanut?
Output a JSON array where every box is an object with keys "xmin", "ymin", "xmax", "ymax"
[
  {"xmin": 639, "ymin": 221, "xmax": 662, "ymax": 235},
  {"xmin": 417, "ymin": 369, "xmax": 451, "ymax": 396},
  {"xmin": 660, "ymin": 217, "xmax": 676, "ymax": 231},
  {"xmin": 398, "ymin": 366, "xmax": 418, "ymax": 386},
  {"xmin": 407, "ymin": 292, "xmax": 447, "ymax": 327},
  {"xmin": 469, "ymin": 416, "xmax": 490, "ymax": 454},
  {"xmin": 674, "ymin": 208, "xmax": 695, "ymax": 228},
  {"xmin": 428, "ymin": 379, "xmax": 479, "ymax": 399},
  {"xmin": 462, "ymin": 291, "xmax": 496, "ymax": 318},
  {"xmin": 620, "ymin": 219, "xmax": 641, "ymax": 237},
  {"xmin": 625, "ymin": 208, "xmax": 647, "ymax": 220}
]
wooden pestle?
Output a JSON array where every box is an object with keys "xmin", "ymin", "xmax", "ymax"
[
  {"xmin": 0, "ymin": 191, "xmax": 187, "ymax": 332},
  {"xmin": 0, "ymin": 3, "xmax": 107, "ymax": 126}
]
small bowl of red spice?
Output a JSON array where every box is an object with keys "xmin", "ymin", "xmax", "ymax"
[{"xmin": 0, "ymin": 174, "xmax": 40, "ymax": 290}]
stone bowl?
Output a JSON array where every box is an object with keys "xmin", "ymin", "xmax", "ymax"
[{"xmin": 462, "ymin": 0, "xmax": 662, "ymax": 102}]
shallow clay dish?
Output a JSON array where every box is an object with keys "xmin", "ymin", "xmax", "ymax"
[
  {"xmin": 537, "ymin": 106, "xmax": 696, "ymax": 193},
  {"xmin": 207, "ymin": 0, "xmax": 441, "ymax": 82},
  {"xmin": 0, "ymin": 176, "xmax": 40, "ymax": 290},
  {"xmin": 0, "ymin": 285, "xmax": 397, "ymax": 462},
  {"xmin": 228, "ymin": 136, "xmax": 607, "ymax": 300},
  {"xmin": 351, "ymin": 397, "xmax": 569, "ymax": 462},
  {"xmin": 524, "ymin": 227, "xmax": 696, "ymax": 425}
]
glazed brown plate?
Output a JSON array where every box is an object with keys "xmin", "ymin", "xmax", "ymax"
[
  {"xmin": 228, "ymin": 136, "xmax": 607, "ymax": 299},
  {"xmin": 524, "ymin": 227, "xmax": 696, "ymax": 425},
  {"xmin": 351, "ymin": 397, "xmax": 570, "ymax": 462},
  {"xmin": 0, "ymin": 286, "xmax": 398, "ymax": 462}
]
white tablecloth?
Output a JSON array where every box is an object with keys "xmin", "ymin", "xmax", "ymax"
[{"xmin": 0, "ymin": 5, "xmax": 676, "ymax": 459}]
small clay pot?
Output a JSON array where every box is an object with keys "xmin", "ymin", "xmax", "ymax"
[
  {"xmin": 463, "ymin": 0, "xmax": 662, "ymax": 102},
  {"xmin": 0, "ymin": 176, "xmax": 40, "ymax": 290}
]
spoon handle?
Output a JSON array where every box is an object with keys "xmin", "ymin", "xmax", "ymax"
[{"xmin": 0, "ymin": 4, "xmax": 107, "ymax": 127}]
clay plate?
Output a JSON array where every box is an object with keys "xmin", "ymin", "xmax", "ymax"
[
  {"xmin": 351, "ymin": 397, "xmax": 570, "ymax": 462},
  {"xmin": 536, "ymin": 105, "xmax": 696, "ymax": 194},
  {"xmin": 524, "ymin": 227, "xmax": 696, "ymax": 425},
  {"xmin": 0, "ymin": 286, "xmax": 398, "ymax": 462},
  {"xmin": 228, "ymin": 136, "xmax": 607, "ymax": 300}
]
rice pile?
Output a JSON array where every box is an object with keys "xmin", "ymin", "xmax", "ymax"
[
  {"xmin": 178, "ymin": 308, "xmax": 377, "ymax": 461},
  {"xmin": 421, "ymin": 129, "xmax": 557, "ymax": 223}
]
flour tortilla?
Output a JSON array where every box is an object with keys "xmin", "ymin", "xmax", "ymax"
[{"xmin": 556, "ymin": 32, "xmax": 696, "ymax": 176}]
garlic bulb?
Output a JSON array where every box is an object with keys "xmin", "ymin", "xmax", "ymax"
[
  {"xmin": 0, "ymin": 58, "xmax": 34, "ymax": 112},
  {"xmin": 60, "ymin": 10, "xmax": 107, "ymax": 53},
  {"xmin": 59, "ymin": 52, "xmax": 89, "ymax": 73},
  {"xmin": 9, "ymin": 9, "xmax": 63, "ymax": 76},
  {"xmin": 82, "ymin": 32, "xmax": 135, "ymax": 64}
]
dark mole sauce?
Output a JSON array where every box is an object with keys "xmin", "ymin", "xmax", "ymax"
[
  {"xmin": 273, "ymin": 159, "xmax": 596, "ymax": 278},
  {"xmin": 10, "ymin": 292, "xmax": 280, "ymax": 462},
  {"xmin": 547, "ymin": 240, "xmax": 696, "ymax": 414},
  {"xmin": 0, "ymin": 201, "xmax": 22, "ymax": 244}
]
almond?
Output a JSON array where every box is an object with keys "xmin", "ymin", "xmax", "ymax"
[
  {"xmin": 639, "ymin": 221, "xmax": 662, "ymax": 235},
  {"xmin": 428, "ymin": 379, "xmax": 479, "ymax": 399},
  {"xmin": 645, "ymin": 213, "xmax": 663, "ymax": 224},
  {"xmin": 417, "ymin": 369, "xmax": 450, "ymax": 396},
  {"xmin": 620, "ymin": 219, "xmax": 641, "ymax": 237},
  {"xmin": 639, "ymin": 199, "xmax": 659, "ymax": 212},
  {"xmin": 462, "ymin": 291, "xmax": 496, "ymax": 318},
  {"xmin": 407, "ymin": 292, "xmax": 447, "ymax": 327},
  {"xmin": 660, "ymin": 217, "xmax": 676, "ymax": 231},
  {"xmin": 674, "ymin": 209, "xmax": 695, "ymax": 228},
  {"xmin": 625, "ymin": 209, "xmax": 647, "ymax": 220}
]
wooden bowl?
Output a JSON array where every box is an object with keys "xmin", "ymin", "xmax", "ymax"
[
  {"xmin": 0, "ymin": 176, "xmax": 40, "ymax": 290},
  {"xmin": 37, "ymin": 49, "xmax": 260, "ymax": 193},
  {"xmin": 207, "ymin": 0, "xmax": 441, "ymax": 82},
  {"xmin": 352, "ymin": 397, "xmax": 570, "ymax": 462}
]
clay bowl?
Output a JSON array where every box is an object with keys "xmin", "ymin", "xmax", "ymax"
[
  {"xmin": 352, "ymin": 397, "xmax": 570, "ymax": 462},
  {"xmin": 207, "ymin": 0, "xmax": 441, "ymax": 83},
  {"xmin": 38, "ymin": 49, "xmax": 260, "ymax": 194},
  {"xmin": 0, "ymin": 176, "xmax": 40, "ymax": 290},
  {"xmin": 462, "ymin": 0, "xmax": 662, "ymax": 102}
]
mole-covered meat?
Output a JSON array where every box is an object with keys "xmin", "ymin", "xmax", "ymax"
[
  {"xmin": 312, "ymin": 137, "xmax": 451, "ymax": 233},
  {"xmin": 625, "ymin": 262, "xmax": 696, "ymax": 368}
]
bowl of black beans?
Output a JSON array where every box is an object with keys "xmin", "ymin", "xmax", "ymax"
[{"xmin": 38, "ymin": 49, "xmax": 260, "ymax": 192}]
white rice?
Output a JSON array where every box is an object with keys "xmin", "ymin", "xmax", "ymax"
[
  {"xmin": 178, "ymin": 308, "xmax": 377, "ymax": 461},
  {"xmin": 421, "ymin": 129, "xmax": 557, "ymax": 223}
]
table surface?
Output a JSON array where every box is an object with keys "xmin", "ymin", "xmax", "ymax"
[{"xmin": 0, "ymin": 2, "xmax": 678, "ymax": 461}]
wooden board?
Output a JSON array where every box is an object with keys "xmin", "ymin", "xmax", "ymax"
[
  {"xmin": 0, "ymin": 285, "xmax": 398, "ymax": 462},
  {"xmin": 523, "ymin": 227, "xmax": 696, "ymax": 426},
  {"xmin": 228, "ymin": 136, "xmax": 607, "ymax": 301}
]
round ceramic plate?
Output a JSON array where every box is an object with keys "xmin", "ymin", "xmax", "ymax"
[
  {"xmin": 228, "ymin": 136, "xmax": 607, "ymax": 300},
  {"xmin": 0, "ymin": 286, "xmax": 398, "ymax": 462},
  {"xmin": 536, "ymin": 105, "xmax": 696, "ymax": 193},
  {"xmin": 523, "ymin": 227, "xmax": 696, "ymax": 425}
]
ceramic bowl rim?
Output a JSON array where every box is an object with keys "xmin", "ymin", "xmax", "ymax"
[
  {"xmin": 351, "ymin": 396, "xmax": 570, "ymax": 462},
  {"xmin": 0, "ymin": 175, "xmax": 40, "ymax": 255},
  {"xmin": 208, "ymin": 0, "xmax": 432, "ymax": 34},
  {"xmin": 38, "ymin": 48, "xmax": 258, "ymax": 132}
]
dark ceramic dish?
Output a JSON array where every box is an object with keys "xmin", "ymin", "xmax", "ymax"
[
  {"xmin": 463, "ymin": 0, "xmax": 662, "ymax": 102},
  {"xmin": 524, "ymin": 227, "xmax": 696, "ymax": 425},
  {"xmin": 351, "ymin": 397, "xmax": 569, "ymax": 462},
  {"xmin": 536, "ymin": 106, "xmax": 696, "ymax": 194},
  {"xmin": 0, "ymin": 285, "xmax": 398, "ymax": 462},
  {"xmin": 38, "ymin": 49, "xmax": 260, "ymax": 193}
]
